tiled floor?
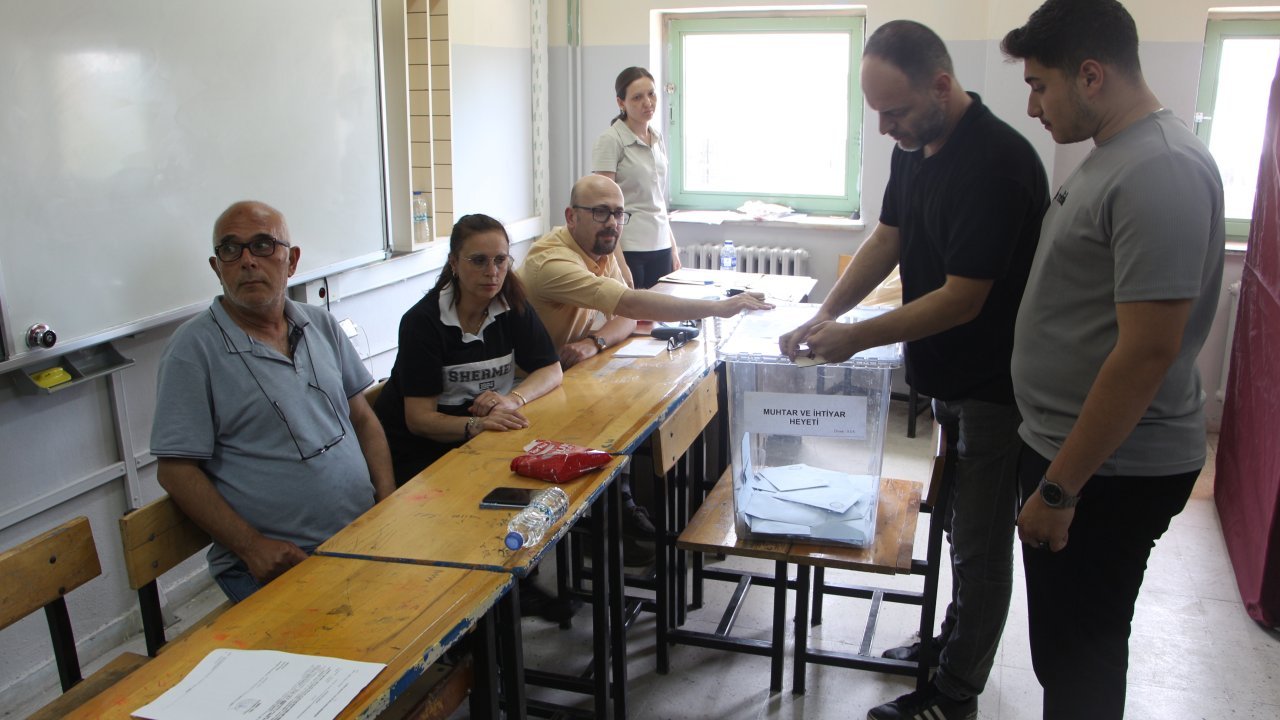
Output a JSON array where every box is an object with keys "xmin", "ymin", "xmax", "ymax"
[
  {"xmin": 9, "ymin": 405, "xmax": 1278, "ymax": 719},
  {"xmin": 510, "ymin": 408, "xmax": 1280, "ymax": 719}
]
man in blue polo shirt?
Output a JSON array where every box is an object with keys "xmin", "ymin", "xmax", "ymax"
[{"xmin": 151, "ymin": 200, "xmax": 394, "ymax": 602}]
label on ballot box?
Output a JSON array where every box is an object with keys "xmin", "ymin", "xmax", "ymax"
[{"xmin": 718, "ymin": 304, "xmax": 902, "ymax": 547}]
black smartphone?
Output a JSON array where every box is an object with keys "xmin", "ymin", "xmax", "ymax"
[{"xmin": 479, "ymin": 487, "xmax": 536, "ymax": 510}]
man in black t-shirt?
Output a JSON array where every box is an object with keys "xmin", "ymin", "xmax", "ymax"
[{"xmin": 780, "ymin": 20, "xmax": 1048, "ymax": 720}]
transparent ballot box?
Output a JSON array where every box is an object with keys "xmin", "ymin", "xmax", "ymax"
[{"xmin": 717, "ymin": 304, "xmax": 903, "ymax": 547}]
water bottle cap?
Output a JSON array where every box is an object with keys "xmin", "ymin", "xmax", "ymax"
[
  {"xmin": 413, "ymin": 190, "xmax": 424, "ymax": 195},
  {"xmin": 504, "ymin": 532, "xmax": 524, "ymax": 550}
]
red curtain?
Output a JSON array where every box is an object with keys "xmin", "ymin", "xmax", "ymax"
[{"xmin": 1216, "ymin": 56, "xmax": 1280, "ymax": 628}]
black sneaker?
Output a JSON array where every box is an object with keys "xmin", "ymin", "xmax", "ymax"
[
  {"xmin": 623, "ymin": 504, "xmax": 656, "ymax": 540},
  {"xmin": 881, "ymin": 633, "xmax": 945, "ymax": 665},
  {"xmin": 867, "ymin": 685, "xmax": 976, "ymax": 720}
]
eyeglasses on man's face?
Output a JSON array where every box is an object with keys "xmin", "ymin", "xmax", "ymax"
[
  {"xmin": 214, "ymin": 234, "xmax": 290, "ymax": 263},
  {"xmin": 572, "ymin": 205, "xmax": 632, "ymax": 226},
  {"xmin": 462, "ymin": 253, "xmax": 511, "ymax": 270}
]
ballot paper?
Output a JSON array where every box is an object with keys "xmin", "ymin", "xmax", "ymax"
[
  {"xmin": 757, "ymin": 464, "xmax": 842, "ymax": 491},
  {"xmin": 132, "ymin": 649, "xmax": 385, "ymax": 720}
]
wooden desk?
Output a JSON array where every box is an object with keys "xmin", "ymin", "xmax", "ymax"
[
  {"xmin": 318, "ymin": 451, "xmax": 627, "ymax": 575},
  {"xmin": 465, "ymin": 335, "xmax": 720, "ymax": 457},
  {"xmin": 318, "ymin": 451, "xmax": 629, "ymax": 720},
  {"xmin": 64, "ymin": 556, "xmax": 509, "ymax": 720}
]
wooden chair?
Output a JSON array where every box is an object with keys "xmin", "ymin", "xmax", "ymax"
[
  {"xmin": 118, "ymin": 495, "xmax": 229, "ymax": 656},
  {"xmin": 671, "ymin": 472, "xmax": 793, "ymax": 693},
  {"xmin": 0, "ymin": 517, "xmax": 149, "ymax": 719},
  {"xmin": 797, "ymin": 420, "xmax": 952, "ymax": 692}
]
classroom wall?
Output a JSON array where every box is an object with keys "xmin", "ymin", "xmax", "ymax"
[{"xmin": 0, "ymin": 0, "xmax": 1266, "ymax": 709}]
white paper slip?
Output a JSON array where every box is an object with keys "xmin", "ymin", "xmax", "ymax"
[
  {"xmin": 810, "ymin": 519, "xmax": 870, "ymax": 545},
  {"xmin": 747, "ymin": 517, "xmax": 812, "ymax": 536},
  {"xmin": 773, "ymin": 484, "xmax": 856, "ymax": 513},
  {"xmin": 132, "ymin": 648, "xmax": 385, "ymax": 720},
  {"xmin": 756, "ymin": 464, "xmax": 831, "ymax": 491},
  {"xmin": 613, "ymin": 338, "xmax": 669, "ymax": 357},
  {"xmin": 743, "ymin": 491, "xmax": 830, "ymax": 526}
]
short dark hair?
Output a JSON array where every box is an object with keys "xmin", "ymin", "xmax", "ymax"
[
  {"xmin": 1001, "ymin": 0, "xmax": 1142, "ymax": 78},
  {"xmin": 863, "ymin": 20, "xmax": 954, "ymax": 89},
  {"xmin": 432, "ymin": 213, "xmax": 529, "ymax": 315}
]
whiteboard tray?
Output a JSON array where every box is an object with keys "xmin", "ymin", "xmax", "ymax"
[{"xmin": 11, "ymin": 343, "xmax": 135, "ymax": 395}]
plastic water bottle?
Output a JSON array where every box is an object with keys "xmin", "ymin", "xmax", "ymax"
[
  {"xmin": 412, "ymin": 191, "xmax": 431, "ymax": 244},
  {"xmin": 504, "ymin": 487, "xmax": 570, "ymax": 550},
  {"xmin": 719, "ymin": 239, "xmax": 737, "ymax": 272}
]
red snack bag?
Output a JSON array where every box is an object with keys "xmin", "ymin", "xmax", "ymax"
[{"xmin": 511, "ymin": 439, "xmax": 612, "ymax": 483}]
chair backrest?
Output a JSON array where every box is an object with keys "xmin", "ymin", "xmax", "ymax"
[
  {"xmin": 119, "ymin": 496, "xmax": 212, "ymax": 656},
  {"xmin": 363, "ymin": 378, "xmax": 387, "ymax": 408},
  {"xmin": 0, "ymin": 517, "xmax": 101, "ymax": 691},
  {"xmin": 923, "ymin": 421, "xmax": 948, "ymax": 511}
]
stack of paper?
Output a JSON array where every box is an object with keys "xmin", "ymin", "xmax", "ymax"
[{"xmin": 739, "ymin": 463, "xmax": 877, "ymax": 545}]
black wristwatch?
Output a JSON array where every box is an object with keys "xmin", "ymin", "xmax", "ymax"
[
  {"xmin": 589, "ymin": 334, "xmax": 607, "ymax": 351},
  {"xmin": 1037, "ymin": 476, "xmax": 1080, "ymax": 509}
]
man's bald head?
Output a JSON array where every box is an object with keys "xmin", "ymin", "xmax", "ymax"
[{"xmin": 213, "ymin": 201, "xmax": 290, "ymax": 245}]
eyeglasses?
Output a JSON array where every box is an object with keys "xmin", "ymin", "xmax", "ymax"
[
  {"xmin": 211, "ymin": 311, "xmax": 348, "ymax": 461},
  {"xmin": 271, "ymin": 382, "xmax": 348, "ymax": 461},
  {"xmin": 666, "ymin": 332, "xmax": 691, "ymax": 352},
  {"xmin": 463, "ymin": 253, "xmax": 511, "ymax": 269},
  {"xmin": 214, "ymin": 235, "xmax": 290, "ymax": 262},
  {"xmin": 572, "ymin": 205, "xmax": 632, "ymax": 225}
]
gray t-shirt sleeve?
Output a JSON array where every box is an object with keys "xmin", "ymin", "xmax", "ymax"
[
  {"xmin": 1110, "ymin": 152, "xmax": 1218, "ymax": 303},
  {"xmin": 151, "ymin": 338, "xmax": 216, "ymax": 459}
]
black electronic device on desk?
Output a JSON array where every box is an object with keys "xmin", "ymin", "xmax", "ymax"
[
  {"xmin": 651, "ymin": 322, "xmax": 700, "ymax": 344},
  {"xmin": 480, "ymin": 487, "xmax": 536, "ymax": 510}
]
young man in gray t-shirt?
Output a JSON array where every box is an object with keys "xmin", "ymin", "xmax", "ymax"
[{"xmin": 1002, "ymin": 1, "xmax": 1225, "ymax": 717}]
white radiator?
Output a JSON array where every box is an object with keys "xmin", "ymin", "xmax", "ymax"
[
  {"xmin": 1217, "ymin": 281, "xmax": 1242, "ymax": 402},
  {"xmin": 681, "ymin": 243, "xmax": 810, "ymax": 276}
]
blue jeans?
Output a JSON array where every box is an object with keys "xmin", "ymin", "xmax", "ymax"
[
  {"xmin": 213, "ymin": 545, "xmax": 316, "ymax": 604},
  {"xmin": 931, "ymin": 398, "xmax": 1022, "ymax": 701},
  {"xmin": 1018, "ymin": 444, "xmax": 1197, "ymax": 719}
]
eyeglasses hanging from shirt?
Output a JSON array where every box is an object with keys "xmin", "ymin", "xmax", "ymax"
[{"xmin": 211, "ymin": 310, "xmax": 347, "ymax": 460}]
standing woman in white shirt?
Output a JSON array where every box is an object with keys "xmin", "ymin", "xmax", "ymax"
[{"xmin": 592, "ymin": 66, "xmax": 681, "ymax": 288}]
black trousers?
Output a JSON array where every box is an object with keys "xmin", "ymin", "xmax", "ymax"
[{"xmin": 1018, "ymin": 443, "xmax": 1198, "ymax": 719}]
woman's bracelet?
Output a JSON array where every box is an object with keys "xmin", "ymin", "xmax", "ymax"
[
  {"xmin": 464, "ymin": 416, "xmax": 481, "ymax": 440},
  {"xmin": 511, "ymin": 390, "xmax": 528, "ymax": 406}
]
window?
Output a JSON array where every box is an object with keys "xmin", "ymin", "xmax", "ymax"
[
  {"xmin": 1195, "ymin": 19, "xmax": 1280, "ymax": 241},
  {"xmin": 667, "ymin": 15, "xmax": 864, "ymax": 215}
]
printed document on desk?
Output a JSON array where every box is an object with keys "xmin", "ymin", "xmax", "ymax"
[{"xmin": 133, "ymin": 649, "xmax": 384, "ymax": 720}]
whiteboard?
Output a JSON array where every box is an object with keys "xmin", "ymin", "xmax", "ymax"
[{"xmin": 0, "ymin": 0, "xmax": 388, "ymax": 364}]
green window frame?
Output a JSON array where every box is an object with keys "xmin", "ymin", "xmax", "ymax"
[
  {"xmin": 666, "ymin": 15, "xmax": 864, "ymax": 215},
  {"xmin": 1194, "ymin": 18, "xmax": 1280, "ymax": 241}
]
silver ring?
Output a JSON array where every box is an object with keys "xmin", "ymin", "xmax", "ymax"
[{"xmin": 1037, "ymin": 541, "xmax": 1049, "ymax": 550}]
